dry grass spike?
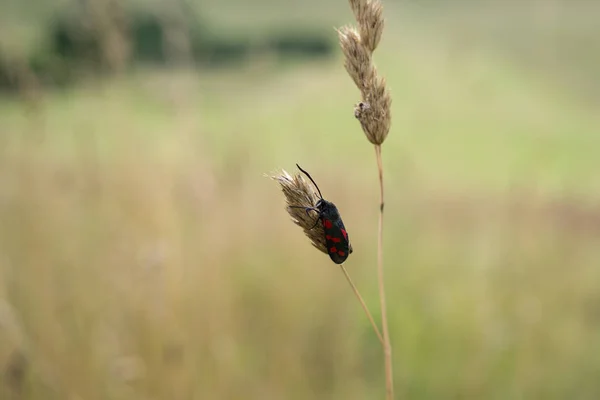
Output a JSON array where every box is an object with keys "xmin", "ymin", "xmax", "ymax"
[
  {"xmin": 268, "ymin": 167, "xmax": 328, "ymax": 254},
  {"xmin": 348, "ymin": 0, "xmax": 385, "ymax": 52},
  {"xmin": 337, "ymin": 0, "xmax": 392, "ymax": 145}
]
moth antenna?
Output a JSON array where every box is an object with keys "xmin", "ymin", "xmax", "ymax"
[{"xmin": 296, "ymin": 164, "xmax": 323, "ymax": 199}]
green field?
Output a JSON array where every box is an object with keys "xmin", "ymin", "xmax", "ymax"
[{"xmin": 1, "ymin": 1, "xmax": 600, "ymax": 399}]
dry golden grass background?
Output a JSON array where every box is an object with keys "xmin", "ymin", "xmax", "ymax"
[{"xmin": 1, "ymin": 1, "xmax": 600, "ymax": 399}]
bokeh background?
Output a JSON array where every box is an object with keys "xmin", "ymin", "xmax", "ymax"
[{"xmin": 1, "ymin": 0, "xmax": 600, "ymax": 398}]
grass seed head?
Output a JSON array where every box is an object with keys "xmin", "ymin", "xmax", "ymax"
[
  {"xmin": 269, "ymin": 168, "xmax": 328, "ymax": 254},
  {"xmin": 354, "ymin": 75, "xmax": 392, "ymax": 145},
  {"xmin": 337, "ymin": 26, "xmax": 373, "ymax": 92},
  {"xmin": 348, "ymin": 0, "xmax": 385, "ymax": 52},
  {"xmin": 339, "ymin": 0, "xmax": 391, "ymax": 145}
]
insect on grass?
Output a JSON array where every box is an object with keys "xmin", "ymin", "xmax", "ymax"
[{"xmin": 288, "ymin": 164, "xmax": 353, "ymax": 264}]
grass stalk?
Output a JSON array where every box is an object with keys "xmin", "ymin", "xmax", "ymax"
[
  {"xmin": 339, "ymin": 263, "xmax": 385, "ymax": 346},
  {"xmin": 375, "ymin": 144, "xmax": 393, "ymax": 399},
  {"xmin": 338, "ymin": 0, "xmax": 395, "ymax": 397}
]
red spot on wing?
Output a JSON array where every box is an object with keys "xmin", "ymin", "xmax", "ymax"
[
  {"xmin": 338, "ymin": 251, "xmax": 345, "ymax": 257},
  {"xmin": 331, "ymin": 237, "xmax": 341, "ymax": 243},
  {"xmin": 323, "ymin": 219, "xmax": 333, "ymax": 229},
  {"xmin": 326, "ymin": 235, "xmax": 332, "ymax": 240},
  {"xmin": 329, "ymin": 246, "xmax": 337, "ymax": 253},
  {"xmin": 341, "ymin": 229, "xmax": 348, "ymax": 240}
]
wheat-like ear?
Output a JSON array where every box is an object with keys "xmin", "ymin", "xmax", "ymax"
[
  {"xmin": 268, "ymin": 168, "xmax": 328, "ymax": 254},
  {"xmin": 337, "ymin": 1, "xmax": 392, "ymax": 146},
  {"xmin": 348, "ymin": 0, "xmax": 385, "ymax": 52}
]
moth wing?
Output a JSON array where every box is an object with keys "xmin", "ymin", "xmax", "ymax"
[{"xmin": 323, "ymin": 218, "xmax": 351, "ymax": 264}]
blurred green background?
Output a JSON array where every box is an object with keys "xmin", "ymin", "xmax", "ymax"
[{"xmin": 1, "ymin": 0, "xmax": 600, "ymax": 398}]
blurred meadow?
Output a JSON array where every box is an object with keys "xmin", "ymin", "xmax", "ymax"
[{"xmin": 1, "ymin": 0, "xmax": 600, "ymax": 398}]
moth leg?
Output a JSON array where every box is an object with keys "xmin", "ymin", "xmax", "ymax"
[
  {"xmin": 288, "ymin": 205, "xmax": 320, "ymax": 229},
  {"xmin": 308, "ymin": 216, "xmax": 321, "ymax": 230},
  {"xmin": 289, "ymin": 206, "xmax": 318, "ymax": 215},
  {"xmin": 304, "ymin": 207, "xmax": 319, "ymax": 216}
]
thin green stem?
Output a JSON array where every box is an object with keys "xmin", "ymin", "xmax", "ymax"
[
  {"xmin": 340, "ymin": 263, "xmax": 385, "ymax": 346},
  {"xmin": 375, "ymin": 144, "xmax": 394, "ymax": 400}
]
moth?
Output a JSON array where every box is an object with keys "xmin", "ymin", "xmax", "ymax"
[{"xmin": 290, "ymin": 164, "xmax": 353, "ymax": 264}]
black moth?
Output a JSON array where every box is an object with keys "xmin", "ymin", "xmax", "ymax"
[{"xmin": 290, "ymin": 164, "xmax": 353, "ymax": 264}]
